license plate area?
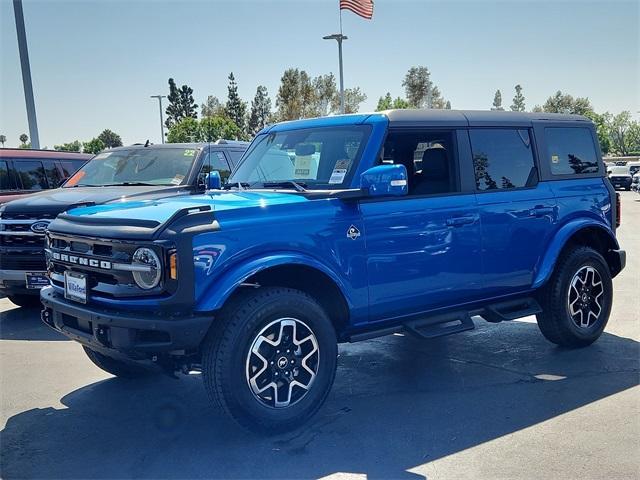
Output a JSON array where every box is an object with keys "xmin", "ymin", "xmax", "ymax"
[
  {"xmin": 25, "ymin": 272, "xmax": 49, "ymax": 289},
  {"xmin": 64, "ymin": 271, "xmax": 88, "ymax": 304}
]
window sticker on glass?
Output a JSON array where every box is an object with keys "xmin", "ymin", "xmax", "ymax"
[
  {"xmin": 329, "ymin": 169, "xmax": 347, "ymax": 184},
  {"xmin": 94, "ymin": 152, "xmax": 112, "ymax": 160},
  {"xmin": 171, "ymin": 174, "xmax": 185, "ymax": 185},
  {"xmin": 184, "ymin": 149, "xmax": 196, "ymax": 157},
  {"xmin": 216, "ymin": 152, "xmax": 226, "ymax": 162},
  {"xmin": 551, "ymin": 154, "xmax": 560, "ymax": 164}
]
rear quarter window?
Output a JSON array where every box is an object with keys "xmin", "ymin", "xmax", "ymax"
[
  {"xmin": 0, "ymin": 160, "xmax": 14, "ymax": 190},
  {"xmin": 545, "ymin": 127, "xmax": 599, "ymax": 175}
]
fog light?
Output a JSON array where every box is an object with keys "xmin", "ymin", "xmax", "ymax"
[{"xmin": 132, "ymin": 247, "xmax": 161, "ymax": 289}]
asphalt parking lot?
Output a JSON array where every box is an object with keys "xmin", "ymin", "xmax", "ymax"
[{"xmin": 1, "ymin": 192, "xmax": 638, "ymax": 480}]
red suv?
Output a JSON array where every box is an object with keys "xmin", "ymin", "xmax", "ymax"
[{"xmin": 0, "ymin": 149, "xmax": 91, "ymax": 204}]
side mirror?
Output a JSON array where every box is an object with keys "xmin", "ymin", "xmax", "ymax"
[
  {"xmin": 360, "ymin": 164, "xmax": 408, "ymax": 197},
  {"xmin": 206, "ymin": 170, "xmax": 222, "ymax": 190}
]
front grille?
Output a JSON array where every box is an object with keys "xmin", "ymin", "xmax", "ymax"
[
  {"xmin": 0, "ymin": 235, "xmax": 45, "ymax": 247},
  {"xmin": 1, "ymin": 212, "xmax": 56, "ymax": 221},
  {"xmin": 0, "ymin": 254, "xmax": 47, "ymax": 271},
  {"xmin": 47, "ymin": 232, "xmax": 165, "ymax": 299}
]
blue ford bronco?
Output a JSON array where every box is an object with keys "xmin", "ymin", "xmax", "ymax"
[{"xmin": 40, "ymin": 110, "xmax": 625, "ymax": 433}]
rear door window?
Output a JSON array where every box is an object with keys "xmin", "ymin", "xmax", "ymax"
[
  {"xmin": 545, "ymin": 127, "xmax": 599, "ymax": 175},
  {"xmin": 14, "ymin": 160, "xmax": 48, "ymax": 190},
  {"xmin": 0, "ymin": 160, "xmax": 14, "ymax": 190},
  {"xmin": 43, "ymin": 160, "xmax": 63, "ymax": 188},
  {"xmin": 470, "ymin": 129, "xmax": 536, "ymax": 190}
]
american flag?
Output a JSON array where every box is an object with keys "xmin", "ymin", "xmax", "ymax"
[{"xmin": 340, "ymin": 0, "xmax": 374, "ymax": 20}]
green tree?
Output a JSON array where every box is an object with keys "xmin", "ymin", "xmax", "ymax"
[
  {"xmin": 83, "ymin": 138, "xmax": 105, "ymax": 154},
  {"xmin": 311, "ymin": 73, "xmax": 337, "ymax": 116},
  {"xmin": 201, "ymin": 96, "xmax": 225, "ymax": 118},
  {"xmin": 201, "ymin": 116, "xmax": 242, "ymax": 142},
  {"xmin": 606, "ymin": 111, "xmax": 634, "ymax": 156},
  {"xmin": 54, "ymin": 140, "xmax": 82, "ymax": 152},
  {"xmin": 224, "ymin": 72, "xmax": 247, "ymax": 132},
  {"xmin": 332, "ymin": 87, "xmax": 367, "ymax": 114},
  {"xmin": 626, "ymin": 122, "xmax": 640, "ymax": 154},
  {"xmin": 165, "ymin": 78, "xmax": 197, "ymax": 129},
  {"xmin": 19, "ymin": 133, "xmax": 28, "ymax": 146},
  {"xmin": 445, "ymin": 100, "xmax": 452, "ymax": 110},
  {"xmin": 276, "ymin": 68, "xmax": 315, "ymax": 121},
  {"xmin": 491, "ymin": 90, "xmax": 504, "ymax": 111},
  {"xmin": 392, "ymin": 97, "xmax": 410, "ymax": 109},
  {"xmin": 97, "ymin": 129, "xmax": 122, "ymax": 148},
  {"xmin": 166, "ymin": 117, "xmax": 201, "ymax": 143},
  {"xmin": 537, "ymin": 91, "xmax": 593, "ymax": 115},
  {"xmin": 402, "ymin": 66, "xmax": 447, "ymax": 109},
  {"xmin": 510, "ymin": 84, "xmax": 526, "ymax": 112},
  {"xmin": 247, "ymin": 85, "xmax": 272, "ymax": 136},
  {"xmin": 583, "ymin": 111, "xmax": 611, "ymax": 155},
  {"xmin": 0, "ymin": 134, "xmax": 6, "ymax": 147},
  {"xmin": 376, "ymin": 92, "xmax": 393, "ymax": 111}
]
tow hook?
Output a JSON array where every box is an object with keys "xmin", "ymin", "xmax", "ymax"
[{"xmin": 41, "ymin": 308, "xmax": 54, "ymax": 327}]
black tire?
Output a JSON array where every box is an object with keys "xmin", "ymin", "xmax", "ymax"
[
  {"xmin": 537, "ymin": 246, "xmax": 613, "ymax": 348},
  {"xmin": 8, "ymin": 294, "xmax": 41, "ymax": 308},
  {"xmin": 83, "ymin": 346, "xmax": 153, "ymax": 378},
  {"xmin": 202, "ymin": 287, "xmax": 337, "ymax": 434}
]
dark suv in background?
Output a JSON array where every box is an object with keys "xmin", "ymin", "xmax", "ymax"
[
  {"xmin": 0, "ymin": 149, "xmax": 91, "ymax": 204},
  {"xmin": 0, "ymin": 140, "xmax": 248, "ymax": 307}
]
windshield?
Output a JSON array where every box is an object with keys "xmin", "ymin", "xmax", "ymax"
[
  {"xmin": 228, "ymin": 126, "xmax": 370, "ymax": 189},
  {"xmin": 63, "ymin": 147, "xmax": 199, "ymax": 187}
]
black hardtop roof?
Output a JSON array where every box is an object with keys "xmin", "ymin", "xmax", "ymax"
[
  {"xmin": 108, "ymin": 139, "xmax": 249, "ymax": 152},
  {"xmin": 382, "ymin": 109, "xmax": 590, "ymax": 126}
]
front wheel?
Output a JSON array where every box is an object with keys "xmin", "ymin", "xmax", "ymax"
[
  {"xmin": 537, "ymin": 246, "xmax": 613, "ymax": 348},
  {"xmin": 202, "ymin": 287, "xmax": 337, "ymax": 433}
]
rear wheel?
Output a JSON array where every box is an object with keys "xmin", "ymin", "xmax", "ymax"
[
  {"xmin": 537, "ymin": 246, "xmax": 612, "ymax": 347},
  {"xmin": 8, "ymin": 294, "xmax": 41, "ymax": 308},
  {"xmin": 83, "ymin": 346, "xmax": 153, "ymax": 378},
  {"xmin": 202, "ymin": 287, "xmax": 337, "ymax": 433}
]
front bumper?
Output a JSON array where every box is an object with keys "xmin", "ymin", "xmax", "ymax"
[
  {"xmin": 40, "ymin": 286, "xmax": 213, "ymax": 359},
  {"xmin": 0, "ymin": 269, "xmax": 43, "ymax": 296}
]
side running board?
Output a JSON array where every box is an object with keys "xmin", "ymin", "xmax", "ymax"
[
  {"xmin": 481, "ymin": 298, "xmax": 542, "ymax": 323},
  {"xmin": 404, "ymin": 311, "xmax": 475, "ymax": 339}
]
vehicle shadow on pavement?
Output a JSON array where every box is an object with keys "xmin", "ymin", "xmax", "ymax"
[
  {"xmin": 0, "ymin": 304, "xmax": 67, "ymax": 342},
  {"xmin": 1, "ymin": 320, "xmax": 638, "ymax": 479}
]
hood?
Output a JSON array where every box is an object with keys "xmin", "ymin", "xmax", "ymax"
[
  {"xmin": 0, "ymin": 185, "xmax": 195, "ymax": 216},
  {"xmin": 48, "ymin": 190, "xmax": 310, "ymax": 240}
]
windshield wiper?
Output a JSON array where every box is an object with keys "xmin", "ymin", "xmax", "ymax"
[
  {"xmin": 100, "ymin": 182, "xmax": 160, "ymax": 187},
  {"xmin": 261, "ymin": 181, "xmax": 308, "ymax": 192}
]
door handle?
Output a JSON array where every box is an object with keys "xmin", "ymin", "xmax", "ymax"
[
  {"xmin": 446, "ymin": 216, "xmax": 476, "ymax": 227},
  {"xmin": 529, "ymin": 206, "xmax": 554, "ymax": 217}
]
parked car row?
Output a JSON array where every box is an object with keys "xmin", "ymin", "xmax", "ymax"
[
  {"xmin": 0, "ymin": 140, "xmax": 248, "ymax": 306},
  {"xmin": 19, "ymin": 110, "xmax": 624, "ymax": 434},
  {"xmin": 0, "ymin": 149, "xmax": 91, "ymax": 204}
]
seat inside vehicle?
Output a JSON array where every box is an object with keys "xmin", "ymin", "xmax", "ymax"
[{"xmin": 382, "ymin": 131, "xmax": 458, "ymax": 195}]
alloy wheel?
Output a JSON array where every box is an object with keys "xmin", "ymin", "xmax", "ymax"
[
  {"xmin": 568, "ymin": 266, "xmax": 604, "ymax": 328},
  {"xmin": 245, "ymin": 317, "xmax": 319, "ymax": 408}
]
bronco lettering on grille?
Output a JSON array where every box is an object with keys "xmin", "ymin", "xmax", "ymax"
[{"xmin": 52, "ymin": 252, "xmax": 112, "ymax": 270}]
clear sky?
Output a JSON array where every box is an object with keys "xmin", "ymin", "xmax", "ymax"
[{"xmin": 1, "ymin": 0, "xmax": 638, "ymax": 148}]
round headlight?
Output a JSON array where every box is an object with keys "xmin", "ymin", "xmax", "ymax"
[{"xmin": 132, "ymin": 247, "xmax": 162, "ymax": 289}]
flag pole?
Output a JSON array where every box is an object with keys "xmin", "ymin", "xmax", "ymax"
[
  {"xmin": 324, "ymin": 3, "xmax": 347, "ymax": 114},
  {"xmin": 338, "ymin": 1, "xmax": 345, "ymax": 114}
]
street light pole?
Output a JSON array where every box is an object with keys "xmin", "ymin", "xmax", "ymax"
[
  {"xmin": 150, "ymin": 95, "xmax": 167, "ymax": 144},
  {"xmin": 13, "ymin": 0, "xmax": 39, "ymax": 149},
  {"xmin": 323, "ymin": 33, "xmax": 347, "ymax": 114}
]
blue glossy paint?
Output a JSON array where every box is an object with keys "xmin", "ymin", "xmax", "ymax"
[{"xmin": 50, "ymin": 113, "xmax": 621, "ymax": 336}]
